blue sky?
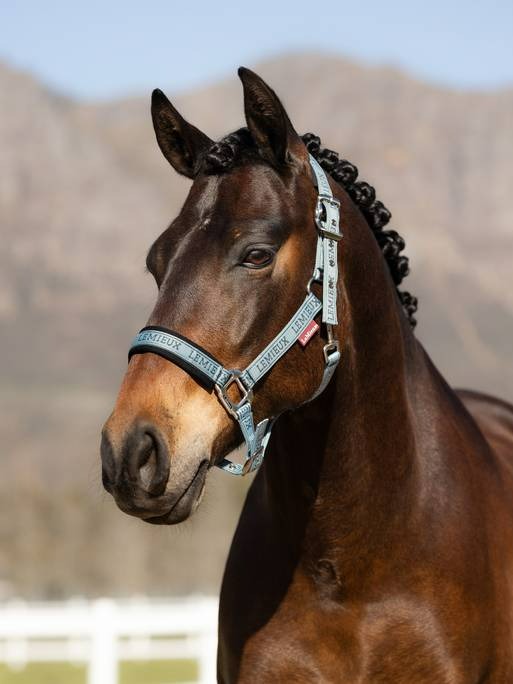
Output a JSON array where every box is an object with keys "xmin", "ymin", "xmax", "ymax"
[{"xmin": 1, "ymin": 0, "xmax": 512, "ymax": 99}]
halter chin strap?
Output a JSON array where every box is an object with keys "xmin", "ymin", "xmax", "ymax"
[{"xmin": 129, "ymin": 154, "xmax": 342, "ymax": 476}]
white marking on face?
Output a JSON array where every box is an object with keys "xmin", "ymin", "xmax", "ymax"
[{"xmin": 194, "ymin": 176, "xmax": 220, "ymax": 228}]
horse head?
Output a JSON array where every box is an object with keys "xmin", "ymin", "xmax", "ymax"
[{"xmin": 100, "ymin": 68, "xmax": 346, "ymax": 523}]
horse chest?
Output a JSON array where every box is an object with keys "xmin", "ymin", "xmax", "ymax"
[
  {"xmin": 226, "ymin": 588, "xmax": 478, "ymax": 683},
  {"xmin": 220, "ymin": 532, "xmax": 493, "ymax": 683}
]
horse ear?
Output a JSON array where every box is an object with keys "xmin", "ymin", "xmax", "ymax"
[
  {"xmin": 238, "ymin": 67, "xmax": 305, "ymax": 167},
  {"xmin": 151, "ymin": 89, "xmax": 213, "ymax": 178}
]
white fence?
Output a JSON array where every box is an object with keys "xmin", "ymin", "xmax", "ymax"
[{"xmin": 0, "ymin": 597, "xmax": 218, "ymax": 684}]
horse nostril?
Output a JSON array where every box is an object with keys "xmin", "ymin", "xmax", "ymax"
[
  {"xmin": 102, "ymin": 466, "xmax": 114, "ymax": 493},
  {"xmin": 100, "ymin": 431, "xmax": 117, "ymax": 492},
  {"xmin": 126, "ymin": 425, "xmax": 170, "ymax": 497}
]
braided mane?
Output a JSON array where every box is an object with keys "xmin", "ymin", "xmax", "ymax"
[{"xmin": 202, "ymin": 129, "xmax": 418, "ymax": 327}]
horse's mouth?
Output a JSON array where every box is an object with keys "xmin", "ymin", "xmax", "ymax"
[
  {"xmin": 146, "ymin": 460, "xmax": 209, "ymax": 524},
  {"xmin": 112, "ymin": 459, "xmax": 209, "ymax": 525}
]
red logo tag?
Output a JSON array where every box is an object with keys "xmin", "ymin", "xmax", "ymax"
[{"xmin": 298, "ymin": 320, "xmax": 320, "ymax": 347}]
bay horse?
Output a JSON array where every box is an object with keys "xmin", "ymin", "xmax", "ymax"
[{"xmin": 101, "ymin": 68, "xmax": 513, "ymax": 682}]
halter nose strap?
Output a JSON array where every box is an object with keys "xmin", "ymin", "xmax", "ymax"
[
  {"xmin": 128, "ymin": 326, "xmax": 231, "ymax": 390},
  {"xmin": 128, "ymin": 154, "xmax": 341, "ymax": 476}
]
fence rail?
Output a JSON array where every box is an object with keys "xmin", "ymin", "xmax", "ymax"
[{"xmin": 0, "ymin": 597, "xmax": 218, "ymax": 684}]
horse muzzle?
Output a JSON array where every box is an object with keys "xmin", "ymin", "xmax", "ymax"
[{"xmin": 100, "ymin": 420, "xmax": 209, "ymax": 524}]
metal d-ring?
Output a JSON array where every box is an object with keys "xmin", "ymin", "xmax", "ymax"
[{"xmin": 307, "ymin": 269, "xmax": 323, "ymax": 294}]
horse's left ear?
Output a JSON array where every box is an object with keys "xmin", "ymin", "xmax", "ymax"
[{"xmin": 238, "ymin": 67, "xmax": 306, "ymax": 167}]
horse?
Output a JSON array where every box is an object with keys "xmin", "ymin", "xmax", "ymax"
[{"xmin": 100, "ymin": 67, "xmax": 513, "ymax": 682}]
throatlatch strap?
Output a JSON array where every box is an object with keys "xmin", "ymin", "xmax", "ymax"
[
  {"xmin": 309, "ymin": 345, "xmax": 341, "ymax": 402},
  {"xmin": 309, "ymin": 155, "xmax": 342, "ymax": 326}
]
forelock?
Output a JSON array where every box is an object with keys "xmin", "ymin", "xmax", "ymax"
[{"xmin": 200, "ymin": 128, "xmax": 261, "ymax": 174}]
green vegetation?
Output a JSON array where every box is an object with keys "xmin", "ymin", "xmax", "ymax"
[
  {"xmin": 0, "ymin": 663, "xmax": 85, "ymax": 684},
  {"xmin": 120, "ymin": 659, "xmax": 197, "ymax": 683},
  {"xmin": 0, "ymin": 659, "xmax": 197, "ymax": 684}
]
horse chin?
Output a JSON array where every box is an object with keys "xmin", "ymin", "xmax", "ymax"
[
  {"xmin": 149, "ymin": 439, "xmax": 246, "ymax": 525},
  {"xmin": 113, "ymin": 458, "xmax": 209, "ymax": 526}
]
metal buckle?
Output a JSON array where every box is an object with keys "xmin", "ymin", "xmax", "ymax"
[
  {"xmin": 215, "ymin": 371, "xmax": 253, "ymax": 419},
  {"xmin": 315, "ymin": 195, "xmax": 342, "ymax": 241}
]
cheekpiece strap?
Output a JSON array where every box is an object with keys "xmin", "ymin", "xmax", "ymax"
[
  {"xmin": 309, "ymin": 154, "xmax": 342, "ymax": 326},
  {"xmin": 241, "ymin": 293, "xmax": 322, "ymax": 388}
]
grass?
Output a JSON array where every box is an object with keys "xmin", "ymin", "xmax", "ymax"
[
  {"xmin": 0, "ymin": 660, "xmax": 197, "ymax": 684},
  {"xmin": 0, "ymin": 663, "xmax": 86, "ymax": 684}
]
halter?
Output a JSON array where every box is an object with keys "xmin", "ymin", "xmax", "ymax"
[{"xmin": 128, "ymin": 155, "xmax": 342, "ymax": 476}]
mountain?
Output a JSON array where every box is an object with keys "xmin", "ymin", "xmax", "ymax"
[{"xmin": 1, "ymin": 53, "xmax": 512, "ymax": 598}]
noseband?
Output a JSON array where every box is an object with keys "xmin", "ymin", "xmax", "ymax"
[{"xmin": 128, "ymin": 155, "xmax": 341, "ymax": 476}]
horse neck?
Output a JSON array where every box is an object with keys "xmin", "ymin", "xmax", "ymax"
[{"xmin": 262, "ymin": 200, "xmax": 425, "ymax": 558}]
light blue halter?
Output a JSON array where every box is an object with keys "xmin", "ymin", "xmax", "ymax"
[{"xmin": 129, "ymin": 155, "xmax": 341, "ymax": 476}]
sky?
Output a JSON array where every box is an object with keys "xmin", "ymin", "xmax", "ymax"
[{"xmin": 1, "ymin": 0, "xmax": 512, "ymax": 100}]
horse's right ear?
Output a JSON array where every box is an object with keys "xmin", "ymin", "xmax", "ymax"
[{"xmin": 151, "ymin": 89, "xmax": 213, "ymax": 178}]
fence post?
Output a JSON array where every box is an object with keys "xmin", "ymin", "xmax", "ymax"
[
  {"xmin": 197, "ymin": 599, "xmax": 217, "ymax": 684},
  {"xmin": 5, "ymin": 637, "xmax": 28, "ymax": 671},
  {"xmin": 4, "ymin": 600, "xmax": 28, "ymax": 671},
  {"xmin": 88, "ymin": 599, "xmax": 117, "ymax": 684}
]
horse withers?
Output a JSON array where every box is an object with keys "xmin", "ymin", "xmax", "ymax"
[{"xmin": 101, "ymin": 68, "xmax": 513, "ymax": 682}]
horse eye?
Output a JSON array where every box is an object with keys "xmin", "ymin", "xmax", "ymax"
[{"xmin": 242, "ymin": 248, "xmax": 275, "ymax": 269}]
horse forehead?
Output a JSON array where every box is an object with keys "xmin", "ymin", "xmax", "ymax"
[
  {"xmin": 192, "ymin": 165, "xmax": 286, "ymax": 221},
  {"xmin": 189, "ymin": 175, "xmax": 222, "ymax": 224}
]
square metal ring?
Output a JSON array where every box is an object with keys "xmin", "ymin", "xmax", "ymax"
[{"xmin": 215, "ymin": 371, "xmax": 254, "ymax": 418}]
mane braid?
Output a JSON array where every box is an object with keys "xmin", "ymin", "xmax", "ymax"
[
  {"xmin": 201, "ymin": 129, "xmax": 418, "ymax": 327},
  {"xmin": 302, "ymin": 133, "xmax": 417, "ymax": 328}
]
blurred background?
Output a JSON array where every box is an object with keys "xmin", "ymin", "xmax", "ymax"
[{"xmin": 1, "ymin": 1, "xmax": 512, "ymax": 682}]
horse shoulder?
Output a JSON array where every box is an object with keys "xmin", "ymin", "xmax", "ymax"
[{"xmin": 456, "ymin": 389, "xmax": 513, "ymax": 474}]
